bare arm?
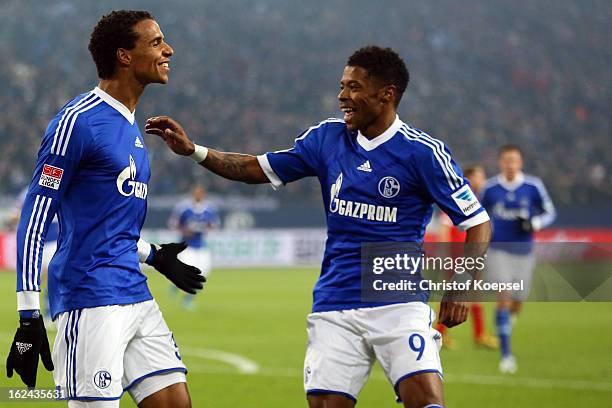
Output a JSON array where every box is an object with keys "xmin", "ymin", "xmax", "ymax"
[
  {"xmin": 145, "ymin": 116, "xmax": 269, "ymax": 184},
  {"xmin": 465, "ymin": 220, "xmax": 491, "ymax": 255},
  {"xmin": 202, "ymin": 149, "xmax": 268, "ymax": 184},
  {"xmin": 438, "ymin": 219, "xmax": 491, "ymax": 328}
]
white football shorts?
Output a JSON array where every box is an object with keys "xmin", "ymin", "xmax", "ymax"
[
  {"xmin": 304, "ymin": 302, "xmax": 443, "ymax": 402},
  {"xmin": 53, "ymin": 299, "xmax": 186, "ymax": 404},
  {"xmin": 178, "ymin": 247, "xmax": 212, "ymax": 278},
  {"xmin": 486, "ymin": 248, "xmax": 535, "ymax": 301}
]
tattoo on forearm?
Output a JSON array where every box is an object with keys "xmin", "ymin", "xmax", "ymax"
[{"xmin": 200, "ymin": 150, "xmax": 268, "ymax": 184}]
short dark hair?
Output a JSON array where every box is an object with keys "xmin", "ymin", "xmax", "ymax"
[
  {"xmin": 88, "ymin": 10, "xmax": 153, "ymax": 79},
  {"xmin": 347, "ymin": 46, "xmax": 409, "ymax": 106},
  {"xmin": 498, "ymin": 144, "xmax": 523, "ymax": 157},
  {"xmin": 462, "ymin": 165, "xmax": 484, "ymax": 178}
]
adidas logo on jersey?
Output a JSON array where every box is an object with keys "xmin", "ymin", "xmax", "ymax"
[
  {"xmin": 357, "ymin": 160, "xmax": 372, "ymax": 172},
  {"xmin": 135, "ymin": 136, "xmax": 144, "ymax": 148},
  {"xmin": 16, "ymin": 342, "xmax": 32, "ymax": 354}
]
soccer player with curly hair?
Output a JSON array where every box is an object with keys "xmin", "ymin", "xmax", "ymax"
[
  {"xmin": 147, "ymin": 46, "xmax": 491, "ymax": 408},
  {"xmin": 7, "ymin": 10, "xmax": 203, "ymax": 407}
]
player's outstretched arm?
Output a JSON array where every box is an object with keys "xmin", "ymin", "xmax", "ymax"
[
  {"xmin": 145, "ymin": 116, "xmax": 269, "ymax": 184},
  {"xmin": 438, "ymin": 220, "xmax": 491, "ymax": 328}
]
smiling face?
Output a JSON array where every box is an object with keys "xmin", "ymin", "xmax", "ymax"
[
  {"xmin": 338, "ymin": 66, "xmax": 393, "ymax": 133},
  {"xmin": 123, "ymin": 19, "xmax": 173, "ymax": 85}
]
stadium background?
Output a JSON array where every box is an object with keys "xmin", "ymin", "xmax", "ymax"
[{"xmin": 0, "ymin": 0, "xmax": 610, "ymax": 406}]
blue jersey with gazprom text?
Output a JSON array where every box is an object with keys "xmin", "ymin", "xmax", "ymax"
[
  {"xmin": 16, "ymin": 87, "xmax": 152, "ymax": 318},
  {"xmin": 169, "ymin": 200, "xmax": 220, "ymax": 248},
  {"xmin": 481, "ymin": 173, "xmax": 556, "ymax": 253},
  {"xmin": 258, "ymin": 116, "xmax": 490, "ymax": 312}
]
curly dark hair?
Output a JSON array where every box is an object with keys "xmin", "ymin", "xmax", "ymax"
[
  {"xmin": 88, "ymin": 10, "xmax": 154, "ymax": 79},
  {"xmin": 347, "ymin": 46, "xmax": 409, "ymax": 106}
]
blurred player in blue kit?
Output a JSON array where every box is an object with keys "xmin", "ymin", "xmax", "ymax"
[
  {"xmin": 481, "ymin": 144, "xmax": 556, "ymax": 374},
  {"xmin": 168, "ymin": 184, "xmax": 219, "ymax": 309},
  {"xmin": 6, "ymin": 10, "xmax": 205, "ymax": 407},
  {"xmin": 147, "ymin": 46, "xmax": 491, "ymax": 408}
]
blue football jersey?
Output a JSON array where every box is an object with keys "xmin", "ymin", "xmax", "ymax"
[
  {"xmin": 168, "ymin": 200, "xmax": 220, "ymax": 248},
  {"xmin": 16, "ymin": 87, "xmax": 153, "ymax": 318},
  {"xmin": 45, "ymin": 219, "xmax": 60, "ymax": 243},
  {"xmin": 481, "ymin": 172, "xmax": 556, "ymax": 253},
  {"xmin": 258, "ymin": 116, "xmax": 490, "ymax": 312},
  {"xmin": 16, "ymin": 187, "xmax": 59, "ymax": 242}
]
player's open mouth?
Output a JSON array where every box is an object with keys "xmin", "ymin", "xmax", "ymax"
[
  {"xmin": 341, "ymin": 107, "xmax": 355, "ymax": 122},
  {"xmin": 159, "ymin": 61, "xmax": 170, "ymax": 71}
]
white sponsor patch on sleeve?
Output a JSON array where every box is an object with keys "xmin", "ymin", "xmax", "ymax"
[
  {"xmin": 451, "ymin": 184, "xmax": 481, "ymax": 216},
  {"xmin": 38, "ymin": 164, "xmax": 64, "ymax": 190}
]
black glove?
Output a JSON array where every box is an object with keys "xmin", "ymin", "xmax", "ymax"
[
  {"xmin": 148, "ymin": 242, "xmax": 205, "ymax": 294},
  {"xmin": 518, "ymin": 216, "xmax": 533, "ymax": 233},
  {"xmin": 6, "ymin": 313, "xmax": 54, "ymax": 388}
]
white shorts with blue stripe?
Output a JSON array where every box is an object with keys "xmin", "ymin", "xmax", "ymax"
[
  {"xmin": 304, "ymin": 302, "xmax": 443, "ymax": 402},
  {"xmin": 52, "ymin": 299, "xmax": 186, "ymax": 403}
]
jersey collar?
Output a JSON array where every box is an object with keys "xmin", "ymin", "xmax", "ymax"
[
  {"xmin": 190, "ymin": 199, "xmax": 207, "ymax": 212},
  {"xmin": 498, "ymin": 171, "xmax": 525, "ymax": 191},
  {"xmin": 356, "ymin": 115, "xmax": 403, "ymax": 151},
  {"xmin": 92, "ymin": 87, "xmax": 135, "ymax": 125}
]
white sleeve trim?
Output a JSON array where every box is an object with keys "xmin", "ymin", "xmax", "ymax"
[
  {"xmin": 137, "ymin": 238, "xmax": 152, "ymax": 263},
  {"xmin": 17, "ymin": 291, "xmax": 40, "ymax": 311},
  {"xmin": 256, "ymin": 154, "xmax": 283, "ymax": 190},
  {"xmin": 457, "ymin": 210, "xmax": 490, "ymax": 231}
]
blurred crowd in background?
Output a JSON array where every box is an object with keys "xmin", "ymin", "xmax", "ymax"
[{"xmin": 1, "ymin": 0, "xmax": 610, "ymax": 206}]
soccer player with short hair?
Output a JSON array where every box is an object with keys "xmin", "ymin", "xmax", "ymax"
[
  {"xmin": 168, "ymin": 184, "xmax": 220, "ymax": 309},
  {"xmin": 6, "ymin": 10, "xmax": 204, "ymax": 407},
  {"xmin": 147, "ymin": 46, "xmax": 491, "ymax": 408},
  {"xmin": 481, "ymin": 144, "xmax": 556, "ymax": 374}
]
